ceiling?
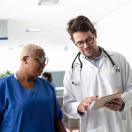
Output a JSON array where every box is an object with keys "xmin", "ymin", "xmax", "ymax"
[
  {"xmin": 0, "ymin": 0, "xmax": 131, "ymax": 72},
  {"xmin": 0, "ymin": 0, "xmax": 130, "ymax": 26}
]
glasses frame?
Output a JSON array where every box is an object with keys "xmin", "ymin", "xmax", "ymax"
[
  {"xmin": 75, "ymin": 37, "xmax": 95, "ymax": 48},
  {"xmin": 29, "ymin": 56, "xmax": 49, "ymax": 65}
]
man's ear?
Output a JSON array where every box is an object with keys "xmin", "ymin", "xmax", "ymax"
[{"xmin": 21, "ymin": 56, "xmax": 28, "ymax": 63}]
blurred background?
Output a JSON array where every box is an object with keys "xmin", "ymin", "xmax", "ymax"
[{"xmin": 0, "ymin": 0, "xmax": 132, "ymax": 86}]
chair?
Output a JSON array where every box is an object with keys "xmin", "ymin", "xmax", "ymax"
[{"xmin": 57, "ymin": 96, "xmax": 80, "ymax": 132}]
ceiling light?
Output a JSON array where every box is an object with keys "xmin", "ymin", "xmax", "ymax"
[
  {"xmin": 25, "ymin": 28, "xmax": 40, "ymax": 32},
  {"xmin": 38, "ymin": 0, "xmax": 59, "ymax": 5}
]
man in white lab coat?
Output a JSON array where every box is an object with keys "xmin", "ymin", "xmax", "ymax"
[{"xmin": 63, "ymin": 15, "xmax": 132, "ymax": 132}]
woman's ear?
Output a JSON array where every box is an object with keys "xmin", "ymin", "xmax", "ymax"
[{"xmin": 21, "ymin": 56, "xmax": 29, "ymax": 64}]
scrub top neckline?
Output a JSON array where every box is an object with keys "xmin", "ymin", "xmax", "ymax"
[{"xmin": 14, "ymin": 73, "xmax": 37, "ymax": 91}]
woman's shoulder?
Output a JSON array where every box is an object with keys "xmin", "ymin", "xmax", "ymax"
[
  {"xmin": 37, "ymin": 77, "xmax": 54, "ymax": 88},
  {"xmin": 0, "ymin": 74, "xmax": 14, "ymax": 84},
  {"xmin": 37, "ymin": 77, "xmax": 56, "ymax": 94},
  {"xmin": 0, "ymin": 75, "xmax": 14, "ymax": 95}
]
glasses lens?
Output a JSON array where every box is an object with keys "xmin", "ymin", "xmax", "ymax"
[
  {"xmin": 86, "ymin": 38, "xmax": 94, "ymax": 44},
  {"xmin": 76, "ymin": 42, "xmax": 83, "ymax": 48},
  {"xmin": 44, "ymin": 57, "xmax": 48, "ymax": 65},
  {"xmin": 32, "ymin": 56, "xmax": 49, "ymax": 65},
  {"xmin": 75, "ymin": 37, "xmax": 94, "ymax": 48}
]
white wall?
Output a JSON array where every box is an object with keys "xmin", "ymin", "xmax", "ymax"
[
  {"xmin": 0, "ymin": 20, "xmax": 78, "ymax": 73},
  {"xmin": 0, "ymin": 1, "xmax": 132, "ymax": 73},
  {"xmin": 97, "ymin": 0, "xmax": 132, "ymax": 66}
]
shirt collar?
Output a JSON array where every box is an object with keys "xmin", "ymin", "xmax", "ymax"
[{"xmin": 81, "ymin": 49, "xmax": 103, "ymax": 61}]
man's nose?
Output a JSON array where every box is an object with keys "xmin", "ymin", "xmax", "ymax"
[{"xmin": 83, "ymin": 41, "xmax": 89, "ymax": 48}]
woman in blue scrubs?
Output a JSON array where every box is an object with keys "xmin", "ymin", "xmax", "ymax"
[{"xmin": 0, "ymin": 44, "xmax": 66, "ymax": 132}]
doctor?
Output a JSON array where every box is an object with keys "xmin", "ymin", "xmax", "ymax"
[{"xmin": 63, "ymin": 15, "xmax": 132, "ymax": 132}]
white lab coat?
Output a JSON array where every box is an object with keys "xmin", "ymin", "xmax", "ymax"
[{"xmin": 63, "ymin": 51, "xmax": 132, "ymax": 132}]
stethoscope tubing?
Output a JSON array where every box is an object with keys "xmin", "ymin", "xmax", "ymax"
[
  {"xmin": 71, "ymin": 46, "xmax": 120, "ymax": 72},
  {"xmin": 71, "ymin": 47, "xmax": 120, "ymax": 85}
]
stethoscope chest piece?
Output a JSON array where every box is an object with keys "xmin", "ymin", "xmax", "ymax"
[{"xmin": 113, "ymin": 65, "xmax": 120, "ymax": 72}]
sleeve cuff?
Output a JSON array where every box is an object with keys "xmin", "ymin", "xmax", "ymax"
[{"xmin": 121, "ymin": 92, "xmax": 132, "ymax": 110}]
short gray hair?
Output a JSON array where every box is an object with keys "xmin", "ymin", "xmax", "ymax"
[{"xmin": 20, "ymin": 44, "xmax": 44, "ymax": 59}]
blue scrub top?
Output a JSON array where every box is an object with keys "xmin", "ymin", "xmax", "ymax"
[{"xmin": 0, "ymin": 75, "xmax": 62, "ymax": 132}]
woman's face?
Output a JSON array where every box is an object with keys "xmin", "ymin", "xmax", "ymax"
[{"xmin": 25, "ymin": 49, "xmax": 47, "ymax": 77}]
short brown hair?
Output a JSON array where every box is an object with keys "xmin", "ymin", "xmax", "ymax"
[{"xmin": 67, "ymin": 15, "xmax": 97, "ymax": 41}]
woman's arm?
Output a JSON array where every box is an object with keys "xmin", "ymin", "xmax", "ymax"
[{"xmin": 55, "ymin": 119, "xmax": 66, "ymax": 132}]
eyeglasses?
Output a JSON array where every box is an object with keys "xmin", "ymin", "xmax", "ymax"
[
  {"xmin": 75, "ymin": 37, "xmax": 95, "ymax": 48},
  {"xmin": 30, "ymin": 56, "xmax": 49, "ymax": 65}
]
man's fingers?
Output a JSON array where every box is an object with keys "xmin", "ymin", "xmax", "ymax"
[{"xmin": 78, "ymin": 96, "xmax": 99, "ymax": 113}]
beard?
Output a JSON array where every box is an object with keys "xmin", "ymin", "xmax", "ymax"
[{"xmin": 82, "ymin": 46, "xmax": 100, "ymax": 59}]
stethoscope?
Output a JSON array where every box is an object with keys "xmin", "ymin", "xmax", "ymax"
[{"xmin": 71, "ymin": 46, "xmax": 120, "ymax": 85}]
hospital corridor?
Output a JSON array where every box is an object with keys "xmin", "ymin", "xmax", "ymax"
[{"xmin": 0, "ymin": 0, "xmax": 132, "ymax": 132}]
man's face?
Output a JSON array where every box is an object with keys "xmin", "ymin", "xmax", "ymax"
[{"xmin": 73, "ymin": 31, "xmax": 98, "ymax": 58}]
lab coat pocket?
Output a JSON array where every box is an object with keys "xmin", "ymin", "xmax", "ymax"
[{"xmin": 103, "ymin": 69, "xmax": 122, "ymax": 89}]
